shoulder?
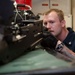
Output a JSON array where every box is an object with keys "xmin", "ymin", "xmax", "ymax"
[
  {"xmin": 67, "ymin": 27, "xmax": 75, "ymax": 37},
  {"xmin": 63, "ymin": 27, "xmax": 75, "ymax": 52}
]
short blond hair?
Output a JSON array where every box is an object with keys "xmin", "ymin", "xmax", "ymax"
[{"xmin": 44, "ymin": 9, "xmax": 64, "ymax": 22}]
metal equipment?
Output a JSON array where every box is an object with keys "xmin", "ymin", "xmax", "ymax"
[{"xmin": 0, "ymin": 0, "xmax": 43, "ymax": 65}]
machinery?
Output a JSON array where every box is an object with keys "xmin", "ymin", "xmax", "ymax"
[{"xmin": 0, "ymin": 0, "xmax": 43, "ymax": 65}]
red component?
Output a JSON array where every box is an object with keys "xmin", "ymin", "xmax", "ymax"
[
  {"xmin": 42, "ymin": 4, "xmax": 48, "ymax": 6},
  {"xmin": 52, "ymin": 4, "xmax": 58, "ymax": 6},
  {"xmin": 16, "ymin": 0, "xmax": 32, "ymax": 10}
]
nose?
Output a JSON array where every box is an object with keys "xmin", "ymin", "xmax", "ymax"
[{"xmin": 46, "ymin": 22, "xmax": 51, "ymax": 29}]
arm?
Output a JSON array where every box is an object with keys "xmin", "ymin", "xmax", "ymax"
[
  {"xmin": 41, "ymin": 32, "xmax": 75, "ymax": 60},
  {"xmin": 56, "ymin": 40, "xmax": 75, "ymax": 60}
]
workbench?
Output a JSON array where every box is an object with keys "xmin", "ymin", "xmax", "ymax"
[{"xmin": 0, "ymin": 48, "xmax": 75, "ymax": 75}]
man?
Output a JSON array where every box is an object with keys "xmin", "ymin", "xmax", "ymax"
[{"xmin": 41, "ymin": 9, "xmax": 75, "ymax": 60}]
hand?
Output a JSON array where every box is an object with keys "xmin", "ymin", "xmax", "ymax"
[{"xmin": 41, "ymin": 31, "xmax": 58, "ymax": 50}]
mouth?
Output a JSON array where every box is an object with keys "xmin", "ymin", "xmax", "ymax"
[{"xmin": 48, "ymin": 30, "xmax": 54, "ymax": 33}]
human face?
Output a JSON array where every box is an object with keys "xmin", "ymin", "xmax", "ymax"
[{"xmin": 43, "ymin": 11, "xmax": 64, "ymax": 37}]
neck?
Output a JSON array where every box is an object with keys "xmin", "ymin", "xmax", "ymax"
[{"xmin": 56, "ymin": 28, "xmax": 69, "ymax": 42}]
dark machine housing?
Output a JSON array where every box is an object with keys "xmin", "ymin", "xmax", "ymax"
[
  {"xmin": 0, "ymin": 0, "xmax": 43, "ymax": 65},
  {"xmin": 0, "ymin": 20, "xmax": 43, "ymax": 65}
]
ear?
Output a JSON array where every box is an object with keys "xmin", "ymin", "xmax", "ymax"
[{"xmin": 61, "ymin": 20, "xmax": 66, "ymax": 27}]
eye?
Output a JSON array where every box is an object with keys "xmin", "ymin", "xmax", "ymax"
[
  {"xmin": 49, "ymin": 21, "xmax": 55, "ymax": 24},
  {"xmin": 43, "ymin": 22, "xmax": 47, "ymax": 26}
]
